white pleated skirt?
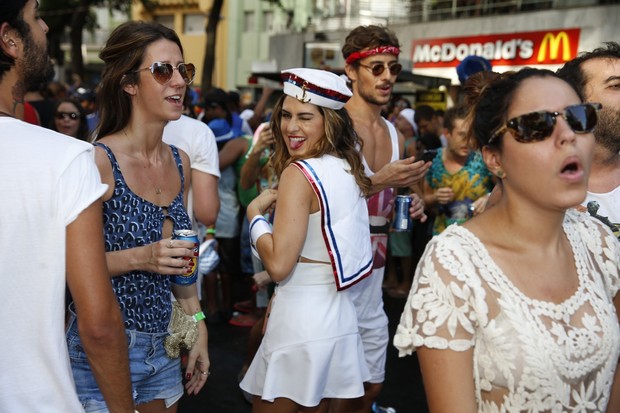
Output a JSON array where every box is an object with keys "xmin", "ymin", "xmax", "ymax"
[{"xmin": 239, "ymin": 262, "xmax": 370, "ymax": 407}]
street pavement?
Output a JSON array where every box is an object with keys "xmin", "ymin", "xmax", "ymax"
[{"xmin": 177, "ymin": 290, "xmax": 429, "ymax": 413}]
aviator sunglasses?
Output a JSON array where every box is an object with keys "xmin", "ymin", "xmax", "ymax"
[
  {"xmin": 489, "ymin": 102, "xmax": 602, "ymax": 144},
  {"xmin": 133, "ymin": 62, "xmax": 196, "ymax": 85},
  {"xmin": 55, "ymin": 111, "xmax": 80, "ymax": 120},
  {"xmin": 358, "ymin": 62, "xmax": 403, "ymax": 77}
]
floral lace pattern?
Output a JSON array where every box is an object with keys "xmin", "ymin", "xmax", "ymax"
[{"xmin": 394, "ymin": 210, "xmax": 620, "ymax": 412}]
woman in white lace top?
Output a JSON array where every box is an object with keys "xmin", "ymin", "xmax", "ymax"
[{"xmin": 394, "ymin": 68, "xmax": 620, "ymax": 412}]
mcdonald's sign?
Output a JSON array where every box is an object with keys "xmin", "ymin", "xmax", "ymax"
[
  {"xmin": 538, "ymin": 31, "xmax": 572, "ymax": 63},
  {"xmin": 411, "ymin": 29, "xmax": 580, "ymax": 68}
]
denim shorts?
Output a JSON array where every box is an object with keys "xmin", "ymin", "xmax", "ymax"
[{"xmin": 66, "ymin": 315, "xmax": 183, "ymax": 412}]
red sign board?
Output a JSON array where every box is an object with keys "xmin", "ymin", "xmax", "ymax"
[{"xmin": 411, "ymin": 29, "xmax": 580, "ymax": 68}]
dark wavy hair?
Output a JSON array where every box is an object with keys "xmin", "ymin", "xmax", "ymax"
[
  {"xmin": 0, "ymin": 0, "xmax": 29, "ymax": 79},
  {"xmin": 50, "ymin": 98, "xmax": 89, "ymax": 141},
  {"xmin": 556, "ymin": 41, "xmax": 620, "ymax": 99},
  {"xmin": 269, "ymin": 94, "xmax": 372, "ymax": 196},
  {"xmin": 94, "ymin": 21, "xmax": 184, "ymax": 140},
  {"xmin": 464, "ymin": 68, "xmax": 580, "ymax": 150},
  {"xmin": 342, "ymin": 25, "xmax": 400, "ymax": 68}
]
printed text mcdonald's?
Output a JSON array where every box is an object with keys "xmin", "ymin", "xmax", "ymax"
[{"xmin": 411, "ymin": 29, "xmax": 580, "ymax": 68}]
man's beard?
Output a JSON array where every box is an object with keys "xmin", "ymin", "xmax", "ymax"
[
  {"xmin": 21, "ymin": 33, "xmax": 54, "ymax": 91},
  {"xmin": 594, "ymin": 105, "xmax": 620, "ymax": 154},
  {"xmin": 357, "ymin": 82, "xmax": 392, "ymax": 107}
]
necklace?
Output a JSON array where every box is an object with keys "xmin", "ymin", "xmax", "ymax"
[
  {"xmin": 123, "ymin": 128, "xmax": 165, "ymax": 195},
  {"xmin": 147, "ymin": 171, "xmax": 163, "ymax": 195},
  {"xmin": 151, "ymin": 178, "xmax": 163, "ymax": 195}
]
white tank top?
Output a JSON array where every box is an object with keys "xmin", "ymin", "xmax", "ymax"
[{"xmin": 299, "ymin": 212, "xmax": 329, "ymax": 262}]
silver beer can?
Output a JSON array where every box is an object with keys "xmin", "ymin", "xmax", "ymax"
[{"xmin": 392, "ymin": 195, "xmax": 413, "ymax": 232}]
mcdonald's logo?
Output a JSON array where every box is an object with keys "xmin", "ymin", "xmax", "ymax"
[
  {"xmin": 411, "ymin": 28, "xmax": 580, "ymax": 68},
  {"xmin": 537, "ymin": 31, "xmax": 571, "ymax": 63}
]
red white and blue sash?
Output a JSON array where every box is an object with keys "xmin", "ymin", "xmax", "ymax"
[{"xmin": 292, "ymin": 156, "xmax": 373, "ymax": 291}]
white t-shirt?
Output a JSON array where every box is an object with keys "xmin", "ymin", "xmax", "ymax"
[
  {"xmin": 164, "ymin": 116, "xmax": 220, "ymax": 299},
  {"xmin": 0, "ymin": 118, "xmax": 107, "ymax": 412},
  {"xmin": 163, "ymin": 115, "xmax": 220, "ymax": 225}
]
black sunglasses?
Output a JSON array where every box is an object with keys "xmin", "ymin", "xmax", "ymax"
[
  {"xmin": 358, "ymin": 62, "xmax": 402, "ymax": 77},
  {"xmin": 55, "ymin": 111, "xmax": 80, "ymax": 120},
  {"xmin": 133, "ymin": 62, "xmax": 196, "ymax": 85},
  {"xmin": 489, "ymin": 103, "xmax": 602, "ymax": 144}
]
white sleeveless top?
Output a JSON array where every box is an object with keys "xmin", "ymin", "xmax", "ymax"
[
  {"xmin": 292, "ymin": 155, "xmax": 373, "ymax": 290},
  {"xmin": 300, "ymin": 212, "xmax": 330, "ymax": 262}
]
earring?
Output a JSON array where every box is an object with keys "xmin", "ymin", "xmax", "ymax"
[
  {"xmin": 8, "ymin": 40, "xmax": 15, "ymax": 46},
  {"xmin": 496, "ymin": 170, "xmax": 506, "ymax": 179}
]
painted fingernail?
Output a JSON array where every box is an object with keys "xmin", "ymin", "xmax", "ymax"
[
  {"xmin": 186, "ymin": 373, "xmax": 192, "ymax": 381},
  {"xmin": 194, "ymin": 251, "xmax": 199, "ymax": 256}
]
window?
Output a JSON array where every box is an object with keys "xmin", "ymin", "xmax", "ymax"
[
  {"xmin": 184, "ymin": 14, "xmax": 205, "ymax": 35},
  {"xmin": 154, "ymin": 15, "xmax": 174, "ymax": 30},
  {"xmin": 244, "ymin": 11, "xmax": 255, "ymax": 32},
  {"xmin": 262, "ymin": 11, "xmax": 274, "ymax": 32}
]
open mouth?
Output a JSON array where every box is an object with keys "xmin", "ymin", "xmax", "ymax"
[
  {"xmin": 561, "ymin": 161, "xmax": 579, "ymax": 174},
  {"xmin": 559, "ymin": 156, "xmax": 583, "ymax": 180},
  {"xmin": 289, "ymin": 137, "xmax": 305, "ymax": 150},
  {"xmin": 166, "ymin": 95, "xmax": 182, "ymax": 104}
]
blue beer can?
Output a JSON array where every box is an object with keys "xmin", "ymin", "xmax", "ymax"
[
  {"xmin": 170, "ymin": 229, "xmax": 199, "ymax": 285},
  {"xmin": 392, "ymin": 195, "xmax": 413, "ymax": 232}
]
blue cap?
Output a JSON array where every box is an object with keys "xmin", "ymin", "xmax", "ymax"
[
  {"xmin": 456, "ymin": 55, "xmax": 492, "ymax": 84},
  {"xmin": 208, "ymin": 118, "xmax": 234, "ymax": 143}
]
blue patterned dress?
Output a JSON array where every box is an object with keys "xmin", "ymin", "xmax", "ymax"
[{"xmin": 95, "ymin": 142, "xmax": 192, "ymax": 333}]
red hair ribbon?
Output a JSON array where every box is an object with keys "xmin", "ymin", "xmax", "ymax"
[{"xmin": 345, "ymin": 46, "xmax": 400, "ymax": 64}]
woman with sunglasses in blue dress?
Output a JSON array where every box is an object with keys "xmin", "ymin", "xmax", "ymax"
[
  {"xmin": 394, "ymin": 68, "xmax": 620, "ymax": 412},
  {"xmin": 65, "ymin": 21, "xmax": 209, "ymax": 413}
]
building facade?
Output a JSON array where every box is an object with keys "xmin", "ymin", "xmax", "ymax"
[
  {"xmin": 126, "ymin": 0, "xmax": 618, "ymax": 106},
  {"xmin": 131, "ymin": 0, "xmax": 232, "ymax": 88}
]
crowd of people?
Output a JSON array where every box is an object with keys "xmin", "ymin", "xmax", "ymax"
[{"xmin": 1, "ymin": 1, "xmax": 619, "ymax": 412}]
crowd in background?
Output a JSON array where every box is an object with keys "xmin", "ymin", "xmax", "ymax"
[
  {"xmin": 3, "ymin": 2, "xmax": 620, "ymax": 411},
  {"xmin": 23, "ymin": 67, "xmax": 466, "ymax": 332}
]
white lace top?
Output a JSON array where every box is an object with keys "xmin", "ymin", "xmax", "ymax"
[{"xmin": 394, "ymin": 210, "xmax": 620, "ymax": 412}]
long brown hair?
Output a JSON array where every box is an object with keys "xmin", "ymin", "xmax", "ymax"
[
  {"xmin": 94, "ymin": 21, "xmax": 184, "ymax": 140},
  {"xmin": 269, "ymin": 95, "xmax": 372, "ymax": 196}
]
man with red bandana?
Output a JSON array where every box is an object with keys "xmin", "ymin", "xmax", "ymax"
[{"xmin": 333, "ymin": 25, "xmax": 429, "ymax": 413}]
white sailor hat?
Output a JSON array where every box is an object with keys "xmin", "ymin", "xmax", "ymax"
[{"xmin": 281, "ymin": 68, "xmax": 352, "ymax": 110}]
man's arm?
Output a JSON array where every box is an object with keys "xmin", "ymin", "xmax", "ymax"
[
  {"xmin": 66, "ymin": 200, "xmax": 135, "ymax": 413},
  {"xmin": 192, "ymin": 169, "xmax": 219, "ymax": 227},
  {"xmin": 219, "ymin": 138, "xmax": 249, "ymax": 170},
  {"xmin": 369, "ymin": 156, "xmax": 430, "ymax": 195}
]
